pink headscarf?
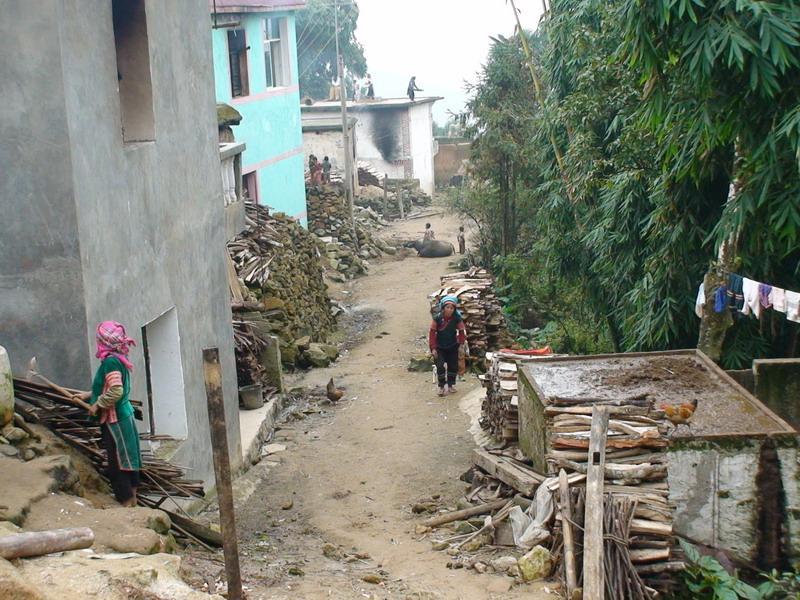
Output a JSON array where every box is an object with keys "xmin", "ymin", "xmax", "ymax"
[{"xmin": 95, "ymin": 321, "xmax": 135, "ymax": 371}]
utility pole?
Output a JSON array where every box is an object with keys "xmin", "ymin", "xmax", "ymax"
[{"xmin": 334, "ymin": 0, "xmax": 358, "ymax": 250}]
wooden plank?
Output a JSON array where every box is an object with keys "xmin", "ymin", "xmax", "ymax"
[
  {"xmin": 582, "ymin": 405, "xmax": 609, "ymax": 600},
  {"xmin": 203, "ymin": 348, "xmax": 243, "ymax": 600},
  {"xmin": 0, "ymin": 527, "xmax": 94, "ymax": 559},
  {"xmin": 472, "ymin": 448, "xmax": 544, "ymax": 496},
  {"xmin": 559, "ymin": 470, "xmax": 578, "ymax": 598}
]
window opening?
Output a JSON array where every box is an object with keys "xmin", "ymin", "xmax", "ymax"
[
  {"xmin": 243, "ymin": 171, "xmax": 258, "ymax": 201},
  {"xmin": 228, "ymin": 29, "xmax": 249, "ymax": 97},
  {"xmin": 264, "ymin": 17, "xmax": 287, "ymax": 87},
  {"xmin": 112, "ymin": 0, "xmax": 155, "ymax": 142}
]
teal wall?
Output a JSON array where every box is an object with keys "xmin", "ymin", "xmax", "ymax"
[{"xmin": 212, "ymin": 12, "xmax": 307, "ymax": 225}]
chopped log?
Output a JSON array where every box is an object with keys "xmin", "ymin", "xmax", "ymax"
[
  {"xmin": 583, "ymin": 406, "xmax": 610, "ymax": 600},
  {"xmin": 0, "ymin": 527, "xmax": 94, "ymax": 559},
  {"xmin": 634, "ymin": 561, "xmax": 685, "ymax": 575},
  {"xmin": 630, "ymin": 548, "xmax": 671, "ymax": 563},
  {"xmin": 551, "ymin": 458, "xmax": 667, "ymax": 482},
  {"xmin": 421, "ymin": 498, "xmax": 509, "ymax": 528},
  {"xmin": 551, "ymin": 436, "xmax": 668, "ymax": 450},
  {"xmin": 629, "ymin": 518, "xmax": 672, "ymax": 537},
  {"xmin": 472, "ymin": 448, "xmax": 544, "ymax": 496},
  {"xmin": 546, "ymin": 405, "xmax": 664, "ymax": 418},
  {"xmin": 549, "ymin": 394, "xmax": 650, "ymax": 407}
]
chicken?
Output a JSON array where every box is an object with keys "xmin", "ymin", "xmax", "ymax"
[
  {"xmin": 326, "ymin": 378, "xmax": 344, "ymax": 403},
  {"xmin": 659, "ymin": 398, "xmax": 698, "ymax": 435}
]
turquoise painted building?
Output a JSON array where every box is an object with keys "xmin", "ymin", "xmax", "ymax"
[{"xmin": 211, "ymin": 0, "xmax": 307, "ymax": 224}]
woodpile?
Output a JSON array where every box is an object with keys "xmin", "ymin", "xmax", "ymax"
[
  {"xmin": 306, "ymin": 183, "xmax": 391, "ymax": 278},
  {"xmin": 429, "ymin": 267, "xmax": 510, "ymax": 359},
  {"xmin": 479, "ymin": 350, "xmax": 561, "ymax": 444},
  {"xmin": 357, "ymin": 163, "xmax": 381, "ymax": 187},
  {"xmin": 12, "ymin": 378, "xmax": 222, "ymax": 548},
  {"xmin": 228, "ymin": 201, "xmax": 337, "ymax": 370},
  {"xmin": 546, "ymin": 401, "xmax": 679, "ymax": 598},
  {"xmin": 479, "ymin": 353, "xmax": 520, "ymax": 443},
  {"xmin": 12, "ymin": 378, "xmax": 204, "ymax": 500},
  {"xmin": 355, "ymin": 185, "xmax": 433, "ymax": 221}
]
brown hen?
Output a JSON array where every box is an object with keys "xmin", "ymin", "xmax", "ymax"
[
  {"xmin": 326, "ymin": 378, "xmax": 344, "ymax": 403},
  {"xmin": 659, "ymin": 398, "xmax": 698, "ymax": 435}
]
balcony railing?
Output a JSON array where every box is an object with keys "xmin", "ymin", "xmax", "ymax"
[{"xmin": 220, "ymin": 142, "xmax": 246, "ymax": 207}]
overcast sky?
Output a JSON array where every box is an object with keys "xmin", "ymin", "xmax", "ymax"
[{"xmin": 354, "ymin": 0, "xmax": 544, "ymax": 123}]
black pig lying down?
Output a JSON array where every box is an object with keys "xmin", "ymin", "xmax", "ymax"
[{"xmin": 404, "ymin": 239, "xmax": 455, "ymax": 257}]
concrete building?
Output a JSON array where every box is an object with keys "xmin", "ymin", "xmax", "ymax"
[
  {"xmin": 301, "ymin": 115, "xmax": 358, "ymax": 193},
  {"xmin": 0, "ymin": 1, "xmax": 242, "ymax": 484},
  {"xmin": 434, "ymin": 137, "xmax": 470, "ymax": 189},
  {"xmin": 517, "ymin": 350, "xmax": 799, "ymax": 565},
  {"xmin": 211, "ymin": 0, "xmax": 308, "ymax": 224},
  {"xmin": 301, "ymin": 97, "xmax": 442, "ymax": 195}
]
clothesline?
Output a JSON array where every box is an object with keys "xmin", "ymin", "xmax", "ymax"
[{"xmin": 695, "ymin": 273, "xmax": 800, "ymax": 323}]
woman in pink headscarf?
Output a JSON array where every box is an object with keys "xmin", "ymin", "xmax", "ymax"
[{"xmin": 75, "ymin": 321, "xmax": 141, "ymax": 506}]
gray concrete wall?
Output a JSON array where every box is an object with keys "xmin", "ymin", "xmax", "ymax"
[
  {"xmin": 1, "ymin": 1, "xmax": 242, "ymax": 484},
  {"xmin": 0, "ymin": 5, "xmax": 90, "ymax": 385},
  {"xmin": 59, "ymin": 0, "xmax": 241, "ymax": 480},
  {"xmin": 753, "ymin": 359, "xmax": 800, "ymax": 431}
]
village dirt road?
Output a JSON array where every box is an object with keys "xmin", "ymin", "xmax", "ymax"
[{"xmin": 207, "ymin": 209, "xmax": 554, "ymax": 599}]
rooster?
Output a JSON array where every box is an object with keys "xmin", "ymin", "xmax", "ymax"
[
  {"xmin": 659, "ymin": 398, "xmax": 698, "ymax": 436},
  {"xmin": 326, "ymin": 378, "xmax": 344, "ymax": 403}
]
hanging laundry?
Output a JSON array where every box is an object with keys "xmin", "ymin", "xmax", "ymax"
[
  {"xmin": 758, "ymin": 283, "xmax": 773, "ymax": 309},
  {"xmin": 727, "ymin": 274, "xmax": 744, "ymax": 312},
  {"xmin": 695, "ymin": 282, "xmax": 706, "ymax": 318},
  {"xmin": 770, "ymin": 287, "xmax": 787, "ymax": 313},
  {"xmin": 786, "ymin": 291, "xmax": 800, "ymax": 323},
  {"xmin": 741, "ymin": 277, "xmax": 761, "ymax": 318},
  {"xmin": 714, "ymin": 286, "xmax": 729, "ymax": 313}
]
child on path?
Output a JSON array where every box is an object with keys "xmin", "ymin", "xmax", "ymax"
[
  {"xmin": 322, "ymin": 156, "xmax": 332, "ymax": 183},
  {"xmin": 457, "ymin": 226, "xmax": 466, "ymax": 254},
  {"xmin": 429, "ymin": 296, "xmax": 467, "ymax": 396},
  {"xmin": 423, "ymin": 222, "xmax": 435, "ymax": 241}
]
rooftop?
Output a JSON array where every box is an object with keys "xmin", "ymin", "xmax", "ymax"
[
  {"xmin": 301, "ymin": 96, "xmax": 443, "ymax": 113},
  {"xmin": 301, "ymin": 116, "xmax": 357, "ymax": 132},
  {"xmin": 210, "ymin": 0, "xmax": 306, "ymax": 13},
  {"xmin": 520, "ymin": 350, "xmax": 797, "ymax": 438}
]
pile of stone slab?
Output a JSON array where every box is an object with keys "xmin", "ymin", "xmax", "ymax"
[
  {"xmin": 228, "ymin": 202, "xmax": 338, "ymax": 369},
  {"xmin": 307, "ymin": 184, "xmax": 395, "ymax": 279},
  {"xmin": 355, "ymin": 185, "xmax": 433, "ymax": 221},
  {"xmin": 429, "ymin": 267, "xmax": 509, "ymax": 358}
]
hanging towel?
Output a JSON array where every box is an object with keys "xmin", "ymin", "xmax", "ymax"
[
  {"xmin": 786, "ymin": 291, "xmax": 800, "ymax": 323},
  {"xmin": 714, "ymin": 286, "xmax": 729, "ymax": 313},
  {"xmin": 742, "ymin": 277, "xmax": 761, "ymax": 318},
  {"xmin": 771, "ymin": 287, "xmax": 787, "ymax": 313},
  {"xmin": 727, "ymin": 274, "xmax": 744, "ymax": 311},
  {"xmin": 695, "ymin": 282, "xmax": 706, "ymax": 318},
  {"xmin": 759, "ymin": 284, "xmax": 773, "ymax": 309}
]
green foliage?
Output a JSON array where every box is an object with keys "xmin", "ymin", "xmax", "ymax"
[
  {"xmin": 758, "ymin": 567, "xmax": 800, "ymax": 599},
  {"xmin": 296, "ymin": 0, "xmax": 367, "ymax": 100},
  {"xmin": 674, "ymin": 540, "xmax": 763, "ymax": 600},
  {"xmin": 460, "ymin": 0, "xmax": 800, "ymax": 364}
]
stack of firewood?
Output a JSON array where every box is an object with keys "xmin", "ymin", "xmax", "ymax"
[
  {"xmin": 545, "ymin": 399, "xmax": 679, "ymax": 598},
  {"xmin": 429, "ymin": 267, "xmax": 509, "ymax": 358},
  {"xmin": 479, "ymin": 353, "xmax": 519, "ymax": 442},
  {"xmin": 357, "ymin": 162, "xmax": 381, "ymax": 187}
]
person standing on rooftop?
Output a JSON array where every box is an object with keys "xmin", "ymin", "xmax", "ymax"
[{"xmin": 407, "ymin": 76, "xmax": 422, "ymax": 102}]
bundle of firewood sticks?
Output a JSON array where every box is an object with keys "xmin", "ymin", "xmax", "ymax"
[
  {"xmin": 545, "ymin": 398, "xmax": 682, "ymax": 598},
  {"xmin": 12, "ymin": 378, "xmax": 205, "ymax": 500}
]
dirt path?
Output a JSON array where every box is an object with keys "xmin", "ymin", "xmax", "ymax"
[{"xmin": 187, "ymin": 209, "xmax": 553, "ymax": 599}]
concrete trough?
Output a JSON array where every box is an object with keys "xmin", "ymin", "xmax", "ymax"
[{"xmin": 517, "ymin": 349, "xmax": 799, "ymax": 567}]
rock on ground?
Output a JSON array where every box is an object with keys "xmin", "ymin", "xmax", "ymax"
[
  {"xmin": 0, "ymin": 557, "xmax": 47, "ymax": 600},
  {"xmin": 23, "ymin": 494, "xmax": 173, "ymax": 555},
  {"xmin": 0, "ymin": 456, "xmax": 82, "ymax": 525},
  {"xmin": 17, "ymin": 551, "xmax": 222, "ymax": 600},
  {"xmin": 517, "ymin": 545, "xmax": 553, "ymax": 582}
]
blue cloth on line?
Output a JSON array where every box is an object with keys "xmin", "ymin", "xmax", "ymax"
[{"xmin": 714, "ymin": 286, "xmax": 729, "ymax": 313}]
